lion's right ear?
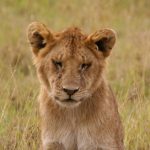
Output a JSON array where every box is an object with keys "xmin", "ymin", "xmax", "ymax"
[{"xmin": 27, "ymin": 22, "xmax": 53, "ymax": 55}]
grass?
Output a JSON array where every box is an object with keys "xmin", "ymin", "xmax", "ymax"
[{"xmin": 0, "ymin": 0, "xmax": 150, "ymax": 149}]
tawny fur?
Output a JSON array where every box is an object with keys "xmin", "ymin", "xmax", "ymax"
[{"xmin": 27, "ymin": 22, "xmax": 124, "ymax": 150}]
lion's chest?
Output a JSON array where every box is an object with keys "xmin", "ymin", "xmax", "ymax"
[
  {"xmin": 48, "ymin": 117, "xmax": 78, "ymax": 150},
  {"xmin": 57, "ymin": 120, "xmax": 99, "ymax": 150},
  {"xmin": 58, "ymin": 116, "xmax": 116, "ymax": 150}
]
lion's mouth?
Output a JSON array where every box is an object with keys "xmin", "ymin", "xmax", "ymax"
[
  {"xmin": 63, "ymin": 98, "xmax": 77, "ymax": 102},
  {"xmin": 59, "ymin": 99, "xmax": 79, "ymax": 104},
  {"xmin": 55, "ymin": 96, "xmax": 77, "ymax": 103},
  {"xmin": 55, "ymin": 96, "xmax": 80, "ymax": 106},
  {"xmin": 54, "ymin": 96, "xmax": 81, "ymax": 107}
]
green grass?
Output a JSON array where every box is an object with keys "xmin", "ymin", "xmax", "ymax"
[{"xmin": 0, "ymin": 0, "xmax": 150, "ymax": 149}]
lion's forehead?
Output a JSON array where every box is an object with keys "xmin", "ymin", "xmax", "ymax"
[
  {"xmin": 56, "ymin": 27, "xmax": 87, "ymax": 52},
  {"xmin": 49, "ymin": 46, "xmax": 95, "ymax": 64},
  {"xmin": 45, "ymin": 28, "xmax": 99, "ymax": 63}
]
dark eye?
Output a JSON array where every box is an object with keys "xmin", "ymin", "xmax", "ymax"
[
  {"xmin": 52, "ymin": 60, "xmax": 62, "ymax": 69},
  {"xmin": 81, "ymin": 63, "xmax": 91, "ymax": 70}
]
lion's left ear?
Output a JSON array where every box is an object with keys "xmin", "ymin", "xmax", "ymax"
[{"xmin": 88, "ymin": 29, "xmax": 116, "ymax": 57}]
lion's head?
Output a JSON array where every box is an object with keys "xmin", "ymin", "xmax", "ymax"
[{"xmin": 27, "ymin": 22, "xmax": 116, "ymax": 107}]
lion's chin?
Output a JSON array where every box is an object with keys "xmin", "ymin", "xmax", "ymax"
[{"xmin": 55, "ymin": 99, "xmax": 81, "ymax": 108}]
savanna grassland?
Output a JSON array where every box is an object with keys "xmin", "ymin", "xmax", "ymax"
[{"xmin": 0, "ymin": 0, "xmax": 150, "ymax": 149}]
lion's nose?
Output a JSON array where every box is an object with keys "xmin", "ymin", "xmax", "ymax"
[{"xmin": 63, "ymin": 88, "xmax": 79, "ymax": 96}]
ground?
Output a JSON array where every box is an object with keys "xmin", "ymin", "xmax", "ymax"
[{"xmin": 0, "ymin": 0, "xmax": 150, "ymax": 150}]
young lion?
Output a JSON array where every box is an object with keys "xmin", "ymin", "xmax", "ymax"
[{"xmin": 27, "ymin": 22, "xmax": 124, "ymax": 150}]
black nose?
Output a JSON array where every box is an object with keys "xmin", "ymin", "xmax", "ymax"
[{"xmin": 63, "ymin": 88, "xmax": 79, "ymax": 96}]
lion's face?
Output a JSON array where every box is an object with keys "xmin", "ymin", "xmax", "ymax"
[
  {"xmin": 40, "ymin": 42, "xmax": 104, "ymax": 107},
  {"xmin": 27, "ymin": 22, "xmax": 116, "ymax": 107}
]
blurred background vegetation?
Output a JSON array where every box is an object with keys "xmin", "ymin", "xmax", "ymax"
[{"xmin": 0, "ymin": 0, "xmax": 150, "ymax": 149}]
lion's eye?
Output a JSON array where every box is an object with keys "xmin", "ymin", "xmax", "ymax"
[
  {"xmin": 52, "ymin": 60, "xmax": 62, "ymax": 69},
  {"xmin": 81, "ymin": 63, "xmax": 91, "ymax": 70}
]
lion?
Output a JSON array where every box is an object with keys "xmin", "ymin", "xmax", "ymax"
[{"xmin": 27, "ymin": 22, "xmax": 124, "ymax": 150}]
